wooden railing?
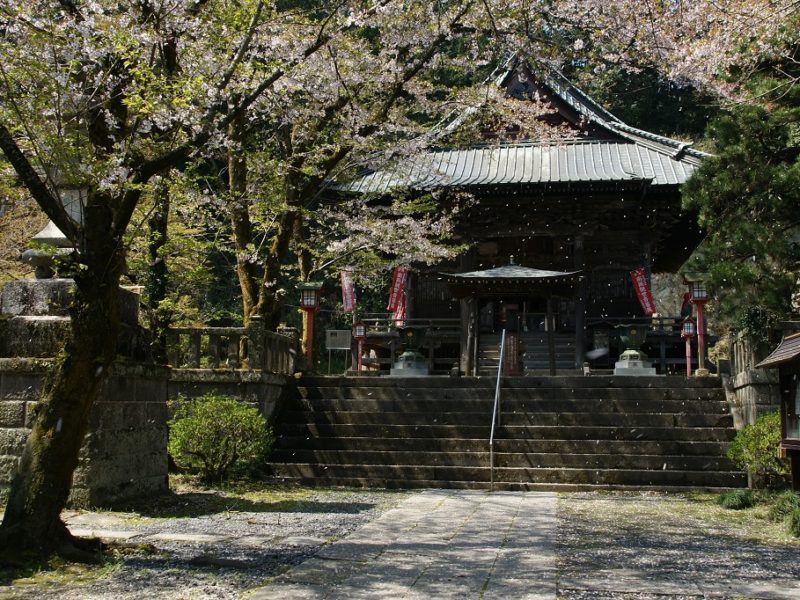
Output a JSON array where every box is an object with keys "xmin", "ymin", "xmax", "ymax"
[
  {"xmin": 167, "ymin": 317, "xmax": 295, "ymax": 374},
  {"xmin": 357, "ymin": 314, "xmax": 462, "ymax": 373},
  {"xmin": 359, "ymin": 314, "xmax": 461, "ymax": 332}
]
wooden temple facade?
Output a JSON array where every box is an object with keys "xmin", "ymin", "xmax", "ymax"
[{"xmin": 342, "ymin": 58, "xmax": 707, "ymax": 375}]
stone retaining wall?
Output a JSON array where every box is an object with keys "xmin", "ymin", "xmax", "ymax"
[
  {"xmin": 0, "ymin": 359, "xmax": 292, "ymax": 508},
  {"xmin": 0, "ymin": 359, "xmax": 170, "ymax": 507},
  {"xmin": 724, "ymin": 369, "xmax": 781, "ymax": 429},
  {"xmin": 168, "ymin": 369, "xmax": 290, "ymax": 418},
  {"xmin": 725, "ymin": 329, "xmax": 797, "ymax": 428}
]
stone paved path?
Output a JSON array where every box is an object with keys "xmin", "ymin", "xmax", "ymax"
[
  {"xmin": 43, "ymin": 489, "xmax": 800, "ymax": 599},
  {"xmin": 250, "ymin": 490, "xmax": 557, "ymax": 599}
]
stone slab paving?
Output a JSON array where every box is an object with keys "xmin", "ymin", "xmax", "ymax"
[
  {"xmin": 249, "ymin": 489, "xmax": 558, "ymax": 599},
  {"xmin": 249, "ymin": 490, "xmax": 800, "ymax": 600}
]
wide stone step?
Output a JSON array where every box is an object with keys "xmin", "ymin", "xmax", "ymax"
[
  {"xmin": 281, "ymin": 410, "xmax": 733, "ymax": 429},
  {"xmin": 296, "ymin": 386, "xmax": 725, "ymax": 403},
  {"xmin": 280, "ymin": 422, "xmax": 736, "ymax": 442},
  {"xmin": 298, "ymin": 375, "xmax": 723, "ymax": 389},
  {"xmin": 270, "ymin": 449, "xmax": 737, "ymax": 471},
  {"xmin": 274, "ymin": 436, "xmax": 732, "ymax": 456},
  {"xmin": 268, "ymin": 463, "xmax": 746, "ymax": 488},
  {"xmin": 265, "ymin": 476, "xmax": 741, "ymax": 493},
  {"xmin": 290, "ymin": 398, "xmax": 730, "ymax": 417}
]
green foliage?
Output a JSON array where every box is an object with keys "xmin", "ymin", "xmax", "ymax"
[
  {"xmin": 682, "ymin": 73, "xmax": 800, "ymax": 329},
  {"xmin": 733, "ymin": 305, "xmax": 783, "ymax": 345},
  {"xmin": 572, "ymin": 65, "xmax": 717, "ymax": 140},
  {"xmin": 717, "ymin": 488, "xmax": 756, "ymax": 510},
  {"xmin": 727, "ymin": 412, "xmax": 790, "ymax": 489},
  {"xmin": 125, "ymin": 170, "xmax": 243, "ymax": 327},
  {"xmin": 767, "ymin": 490, "xmax": 800, "ymax": 522},
  {"xmin": 168, "ymin": 394, "xmax": 273, "ymax": 483},
  {"xmin": 789, "ymin": 508, "xmax": 800, "ymax": 537}
]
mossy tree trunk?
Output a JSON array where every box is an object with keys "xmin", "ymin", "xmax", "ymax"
[
  {"xmin": 228, "ymin": 113, "xmax": 261, "ymax": 327},
  {"xmin": 0, "ymin": 195, "xmax": 126, "ymax": 559},
  {"xmin": 145, "ymin": 182, "xmax": 171, "ymax": 363}
]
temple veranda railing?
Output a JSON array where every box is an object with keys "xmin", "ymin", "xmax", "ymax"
[{"xmin": 167, "ymin": 316, "xmax": 296, "ymax": 374}]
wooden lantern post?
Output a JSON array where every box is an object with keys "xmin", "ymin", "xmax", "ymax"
[
  {"xmin": 298, "ymin": 282, "xmax": 323, "ymax": 370},
  {"xmin": 352, "ymin": 320, "xmax": 367, "ymax": 373},
  {"xmin": 686, "ymin": 278, "xmax": 709, "ymax": 376},
  {"xmin": 681, "ymin": 316, "xmax": 696, "ymax": 377}
]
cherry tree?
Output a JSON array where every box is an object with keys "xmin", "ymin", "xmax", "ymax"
[
  {"xmin": 0, "ymin": 0, "xmax": 488, "ymax": 558},
  {"xmin": 544, "ymin": 0, "xmax": 799, "ymax": 97},
  {"xmin": 221, "ymin": 0, "xmax": 498, "ymax": 331}
]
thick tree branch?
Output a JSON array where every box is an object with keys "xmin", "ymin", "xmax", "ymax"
[{"xmin": 0, "ymin": 123, "xmax": 79, "ymax": 240}]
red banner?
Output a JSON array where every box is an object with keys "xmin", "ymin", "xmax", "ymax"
[
  {"xmin": 340, "ymin": 270, "xmax": 356, "ymax": 313},
  {"xmin": 630, "ymin": 268, "xmax": 657, "ymax": 316},
  {"xmin": 386, "ymin": 266, "xmax": 409, "ymax": 312},
  {"xmin": 392, "ymin": 293, "xmax": 406, "ymax": 327}
]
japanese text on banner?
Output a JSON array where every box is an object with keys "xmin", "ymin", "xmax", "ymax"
[
  {"xmin": 386, "ymin": 266, "xmax": 409, "ymax": 312},
  {"xmin": 392, "ymin": 293, "xmax": 406, "ymax": 326},
  {"xmin": 630, "ymin": 268, "xmax": 656, "ymax": 316},
  {"xmin": 340, "ymin": 270, "xmax": 356, "ymax": 313}
]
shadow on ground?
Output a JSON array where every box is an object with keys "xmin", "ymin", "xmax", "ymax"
[{"xmin": 112, "ymin": 490, "xmax": 377, "ymax": 519}]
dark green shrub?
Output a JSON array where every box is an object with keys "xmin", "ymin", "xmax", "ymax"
[
  {"xmin": 767, "ymin": 490, "xmax": 800, "ymax": 522},
  {"xmin": 788, "ymin": 508, "xmax": 800, "ymax": 537},
  {"xmin": 717, "ymin": 489, "xmax": 756, "ymax": 510},
  {"xmin": 168, "ymin": 393, "xmax": 273, "ymax": 483},
  {"xmin": 726, "ymin": 412, "xmax": 790, "ymax": 489}
]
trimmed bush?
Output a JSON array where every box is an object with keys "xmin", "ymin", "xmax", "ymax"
[
  {"xmin": 717, "ymin": 489, "xmax": 756, "ymax": 510},
  {"xmin": 726, "ymin": 411, "xmax": 790, "ymax": 489},
  {"xmin": 168, "ymin": 393, "xmax": 273, "ymax": 483}
]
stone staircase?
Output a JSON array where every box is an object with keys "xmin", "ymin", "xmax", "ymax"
[{"xmin": 267, "ymin": 376, "xmax": 746, "ymax": 491}]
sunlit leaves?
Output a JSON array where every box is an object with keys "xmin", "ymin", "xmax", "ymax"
[{"xmin": 682, "ymin": 74, "xmax": 800, "ymax": 328}]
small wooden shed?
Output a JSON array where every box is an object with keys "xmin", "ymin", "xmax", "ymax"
[{"xmin": 757, "ymin": 332, "xmax": 800, "ymax": 491}]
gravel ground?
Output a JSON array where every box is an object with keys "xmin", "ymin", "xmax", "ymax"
[
  {"xmin": 556, "ymin": 492, "xmax": 800, "ymax": 599},
  {"xmin": 2, "ymin": 487, "xmax": 407, "ymax": 600}
]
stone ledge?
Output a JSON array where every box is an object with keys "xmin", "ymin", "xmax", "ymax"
[
  {"xmin": 0, "ymin": 428, "xmax": 28, "ymax": 454},
  {"xmin": 169, "ymin": 368, "xmax": 289, "ymax": 385},
  {"xmin": 0, "ymin": 401, "xmax": 25, "ymax": 427},
  {"xmin": 732, "ymin": 368, "xmax": 778, "ymax": 389},
  {"xmin": 0, "ymin": 357, "xmax": 54, "ymax": 373}
]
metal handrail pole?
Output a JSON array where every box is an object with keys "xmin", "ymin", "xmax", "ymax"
[{"xmin": 489, "ymin": 328, "xmax": 506, "ymax": 492}]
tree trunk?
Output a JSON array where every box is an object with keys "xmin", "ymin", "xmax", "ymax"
[
  {"xmin": 0, "ymin": 197, "xmax": 125, "ymax": 560},
  {"xmin": 228, "ymin": 113, "xmax": 261, "ymax": 325},
  {"xmin": 254, "ymin": 208, "xmax": 300, "ymax": 328},
  {"xmin": 294, "ymin": 212, "xmax": 314, "ymax": 360},
  {"xmin": 145, "ymin": 182, "xmax": 171, "ymax": 363}
]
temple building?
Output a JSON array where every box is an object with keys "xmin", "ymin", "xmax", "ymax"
[{"xmin": 339, "ymin": 57, "xmax": 707, "ymax": 375}]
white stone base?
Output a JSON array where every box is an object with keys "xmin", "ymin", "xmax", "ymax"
[
  {"xmin": 389, "ymin": 363, "xmax": 429, "ymax": 377},
  {"xmin": 613, "ymin": 359, "xmax": 657, "ymax": 376}
]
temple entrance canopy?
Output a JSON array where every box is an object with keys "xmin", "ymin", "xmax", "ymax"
[{"xmin": 443, "ymin": 261, "xmax": 582, "ymax": 375}]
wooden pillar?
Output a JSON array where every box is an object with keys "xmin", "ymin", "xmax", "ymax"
[
  {"xmin": 471, "ymin": 299, "xmax": 480, "ymax": 376},
  {"xmin": 791, "ymin": 450, "xmax": 800, "ymax": 493},
  {"xmin": 405, "ymin": 271, "xmax": 414, "ymax": 319},
  {"xmin": 460, "ymin": 297, "xmax": 476, "ymax": 376},
  {"xmin": 546, "ymin": 297, "xmax": 556, "ymax": 376},
  {"xmin": 573, "ymin": 234, "xmax": 586, "ymax": 370}
]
